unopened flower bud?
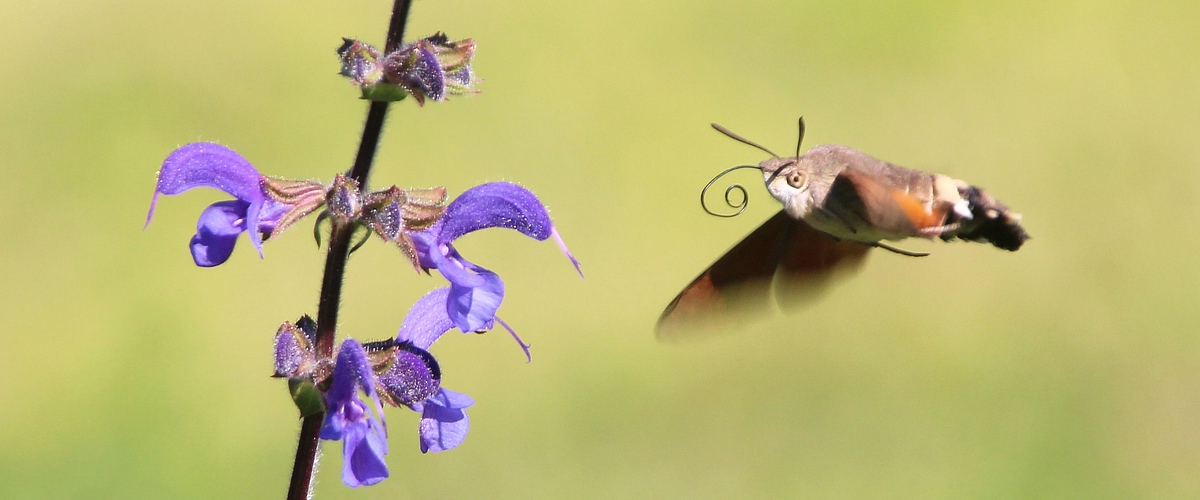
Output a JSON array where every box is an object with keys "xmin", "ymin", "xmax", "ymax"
[
  {"xmin": 338, "ymin": 33, "xmax": 479, "ymax": 105},
  {"xmin": 362, "ymin": 185, "xmax": 448, "ymax": 270},
  {"xmin": 273, "ymin": 317, "xmax": 316, "ymax": 378},
  {"xmin": 328, "ymin": 175, "xmax": 363, "ymax": 222},
  {"xmin": 337, "ymin": 38, "xmax": 383, "ymax": 86},
  {"xmin": 379, "ymin": 341, "xmax": 441, "ymax": 406}
]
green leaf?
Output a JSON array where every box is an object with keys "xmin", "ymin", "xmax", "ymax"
[
  {"xmin": 360, "ymin": 83, "xmax": 409, "ymax": 102},
  {"xmin": 288, "ymin": 378, "xmax": 326, "ymax": 418}
]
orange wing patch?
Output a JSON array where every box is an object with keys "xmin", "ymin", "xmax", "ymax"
[
  {"xmin": 834, "ymin": 171, "xmax": 949, "ymax": 237},
  {"xmin": 888, "ymin": 189, "xmax": 948, "ymax": 232}
]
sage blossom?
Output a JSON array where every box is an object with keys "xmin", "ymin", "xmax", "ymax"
[
  {"xmin": 145, "ymin": 143, "xmax": 324, "ymax": 266},
  {"xmin": 412, "ymin": 182, "xmax": 582, "ymax": 333}
]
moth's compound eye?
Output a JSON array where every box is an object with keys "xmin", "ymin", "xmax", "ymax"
[{"xmin": 787, "ymin": 171, "xmax": 806, "ymax": 189}]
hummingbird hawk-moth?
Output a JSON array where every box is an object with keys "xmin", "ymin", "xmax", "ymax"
[{"xmin": 656, "ymin": 118, "xmax": 1029, "ymax": 338}]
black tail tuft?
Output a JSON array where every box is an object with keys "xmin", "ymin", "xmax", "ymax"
[{"xmin": 943, "ymin": 186, "xmax": 1030, "ymax": 251}]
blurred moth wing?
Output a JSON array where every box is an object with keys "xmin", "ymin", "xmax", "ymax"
[{"xmin": 655, "ymin": 210, "xmax": 869, "ymax": 340}]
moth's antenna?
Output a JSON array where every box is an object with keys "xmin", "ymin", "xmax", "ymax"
[
  {"xmin": 794, "ymin": 116, "xmax": 806, "ymax": 158},
  {"xmin": 711, "ymin": 123, "xmax": 779, "ymax": 158},
  {"xmin": 701, "ymin": 165, "xmax": 760, "ymax": 217}
]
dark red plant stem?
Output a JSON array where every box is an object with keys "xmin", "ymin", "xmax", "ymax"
[
  {"xmin": 384, "ymin": 0, "xmax": 415, "ymax": 54},
  {"xmin": 287, "ymin": 1, "xmax": 414, "ymax": 499},
  {"xmin": 285, "ymin": 415, "xmax": 323, "ymax": 500}
]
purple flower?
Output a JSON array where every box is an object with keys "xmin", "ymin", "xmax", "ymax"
[
  {"xmin": 145, "ymin": 143, "xmax": 324, "ymax": 267},
  {"xmin": 412, "ymin": 182, "xmax": 582, "ymax": 334},
  {"xmin": 379, "ymin": 287, "xmax": 479, "ymax": 453},
  {"xmin": 413, "ymin": 388, "xmax": 474, "ymax": 453},
  {"xmin": 321, "ymin": 339, "xmax": 389, "ymax": 488}
]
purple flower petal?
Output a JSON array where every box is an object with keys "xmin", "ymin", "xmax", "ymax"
[
  {"xmin": 255, "ymin": 198, "xmax": 291, "ymax": 236},
  {"xmin": 410, "ymin": 230, "xmax": 440, "ymax": 270},
  {"xmin": 147, "ymin": 142, "xmax": 264, "ymax": 222},
  {"xmin": 147, "ymin": 143, "xmax": 270, "ymax": 255},
  {"xmin": 435, "ymin": 182, "xmax": 554, "ymax": 244},
  {"xmin": 322, "ymin": 340, "xmax": 387, "ymax": 442},
  {"xmin": 189, "ymin": 200, "xmax": 248, "ymax": 267},
  {"xmin": 423, "ymin": 243, "xmax": 487, "ymax": 288},
  {"xmin": 341, "ymin": 410, "xmax": 389, "ymax": 488},
  {"xmin": 321, "ymin": 339, "xmax": 389, "ymax": 487},
  {"xmin": 416, "ymin": 243, "xmax": 507, "ymax": 332},
  {"xmin": 420, "ymin": 182, "xmax": 582, "ymax": 277},
  {"xmin": 418, "ymin": 388, "xmax": 473, "ymax": 453},
  {"xmin": 445, "ymin": 260, "xmax": 504, "ymax": 333},
  {"xmin": 397, "ymin": 288, "xmax": 456, "ymax": 350},
  {"xmin": 433, "ymin": 387, "xmax": 475, "ymax": 409}
]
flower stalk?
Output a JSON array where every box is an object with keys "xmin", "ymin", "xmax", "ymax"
[
  {"xmin": 288, "ymin": 1, "xmax": 414, "ymax": 499},
  {"xmin": 145, "ymin": 0, "xmax": 579, "ymax": 495}
]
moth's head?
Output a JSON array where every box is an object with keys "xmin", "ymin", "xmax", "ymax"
[
  {"xmin": 705, "ymin": 118, "xmax": 813, "ymax": 217},
  {"xmin": 761, "ymin": 157, "xmax": 812, "ymax": 215}
]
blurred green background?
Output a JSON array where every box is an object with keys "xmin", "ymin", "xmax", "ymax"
[{"xmin": 2, "ymin": 0, "xmax": 1198, "ymax": 498}]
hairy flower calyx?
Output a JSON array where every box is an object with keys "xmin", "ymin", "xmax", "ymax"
[
  {"xmin": 338, "ymin": 33, "xmax": 479, "ymax": 105},
  {"xmin": 261, "ymin": 177, "xmax": 328, "ymax": 239},
  {"xmin": 325, "ymin": 175, "xmax": 448, "ymax": 269}
]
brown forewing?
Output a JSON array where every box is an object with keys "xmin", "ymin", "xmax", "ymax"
[{"xmin": 656, "ymin": 210, "xmax": 870, "ymax": 340}]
